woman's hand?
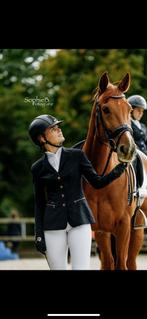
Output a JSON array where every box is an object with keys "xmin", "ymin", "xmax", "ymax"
[
  {"xmin": 35, "ymin": 236, "xmax": 46, "ymax": 255},
  {"xmin": 113, "ymin": 162, "xmax": 127, "ymax": 176}
]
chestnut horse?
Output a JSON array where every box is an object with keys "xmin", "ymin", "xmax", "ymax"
[{"xmin": 82, "ymin": 72, "xmax": 147, "ymax": 270}]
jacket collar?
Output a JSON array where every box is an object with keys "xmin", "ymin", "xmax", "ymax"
[{"xmin": 43, "ymin": 147, "xmax": 71, "ymax": 174}]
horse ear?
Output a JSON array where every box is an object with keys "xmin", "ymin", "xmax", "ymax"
[
  {"xmin": 117, "ymin": 72, "xmax": 130, "ymax": 93},
  {"xmin": 98, "ymin": 72, "xmax": 109, "ymax": 95}
]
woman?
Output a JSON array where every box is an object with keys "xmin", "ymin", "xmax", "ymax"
[{"xmin": 29, "ymin": 114, "xmax": 127, "ymax": 270}]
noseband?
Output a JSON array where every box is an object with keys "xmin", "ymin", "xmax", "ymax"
[{"xmin": 95, "ymin": 94, "xmax": 133, "ymax": 175}]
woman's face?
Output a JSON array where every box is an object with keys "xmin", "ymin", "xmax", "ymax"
[
  {"xmin": 132, "ymin": 107, "xmax": 144, "ymax": 121},
  {"xmin": 44, "ymin": 124, "xmax": 65, "ymax": 145}
]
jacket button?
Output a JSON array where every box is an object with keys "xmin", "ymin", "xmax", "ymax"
[
  {"xmin": 60, "ymin": 185, "xmax": 63, "ymax": 189},
  {"xmin": 57, "ymin": 176, "xmax": 61, "ymax": 180},
  {"xmin": 61, "ymin": 194, "xmax": 65, "ymax": 197},
  {"xmin": 62, "ymin": 203, "xmax": 66, "ymax": 207}
]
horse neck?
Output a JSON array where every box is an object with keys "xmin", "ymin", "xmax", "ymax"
[{"xmin": 83, "ymin": 105, "xmax": 117, "ymax": 174}]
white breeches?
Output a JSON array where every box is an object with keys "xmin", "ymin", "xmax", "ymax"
[{"xmin": 44, "ymin": 223, "xmax": 92, "ymax": 270}]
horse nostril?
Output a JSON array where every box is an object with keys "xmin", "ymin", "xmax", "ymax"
[{"xmin": 119, "ymin": 144, "xmax": 128, "ymax": 155}]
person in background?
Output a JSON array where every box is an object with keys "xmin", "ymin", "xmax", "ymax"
[
  {"xmin": 127, "ymin": 95, "xmax": 147, "ymax": 155},
  {"xmin": 29, "ymin": 114, "xmax": 127, "ymax": 270},
  {"xmin": 7, "ymin": 209, "xmax": 21, "ymax": 252}
]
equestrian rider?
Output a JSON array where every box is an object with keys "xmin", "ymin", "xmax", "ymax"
[
  {"xmin": 29, "ymin": 114, "xmax": 127, "ymax": 270},
  {"xmin": 127, "ymin": 95, "xmax": 147, "ymax": 155}
]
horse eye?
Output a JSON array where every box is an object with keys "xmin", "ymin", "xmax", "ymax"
[{"xmin": 103, "ymin": 106, "xmax": 110, "ymax": 114}]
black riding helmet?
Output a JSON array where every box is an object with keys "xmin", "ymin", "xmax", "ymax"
[
  {"xmin": 28, "ymin": 114, "xmax": 63, "ymax": 146},
  {"xmin": 127, "ymin": 95, "xmax": 147, "ymax": 110}
]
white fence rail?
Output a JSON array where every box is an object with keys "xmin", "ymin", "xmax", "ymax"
[
  {"xmin": 0, "ymin": 218, "xmax": 147, "ymax": 252},
  {"xmin": 0, "ymin": 218, "xmax": 35, "ymax": 241}
]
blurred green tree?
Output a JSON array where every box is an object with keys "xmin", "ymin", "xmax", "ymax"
[
  {"xmin": 0, "ymin": 49, "xmax": 46, "ymax": 217},
  {"xmin": 37, "ymin": 49, "xmax": 147, "ymax": 144}
]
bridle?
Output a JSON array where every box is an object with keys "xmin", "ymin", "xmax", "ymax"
[{"xmin": 95, "ymin": 94, "xmax": 133, "ymax": 175}]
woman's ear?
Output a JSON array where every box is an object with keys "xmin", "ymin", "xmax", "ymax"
[{"xmin": 38, "ymin": 134, "xmax": 45, "ymax": 144}]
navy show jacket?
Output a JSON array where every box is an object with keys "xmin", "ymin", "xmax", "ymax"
[{"xmin": 31, "ymin": 147, "xmax": 125, "ymax": 235}]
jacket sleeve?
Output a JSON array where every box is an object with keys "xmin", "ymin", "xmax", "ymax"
[
  {"xmin": 31, "ymin": 170, "xmax": 46, "ymax": 238},
  {"xmin": 143, "ymin": 124, "xmax": 147, "ymax": 145},
  {"xmin": 80, "ymin": 150, "xmax": 127, "ymax": 189}
]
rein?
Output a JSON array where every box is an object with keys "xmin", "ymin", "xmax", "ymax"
[{"xmin": 95, "ymin": 94, "xmax": 132, "ymax": 176}]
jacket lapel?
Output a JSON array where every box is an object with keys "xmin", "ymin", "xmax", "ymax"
[
  {"xmin": 59, "ymin": 147, "xmax": 72, "ymax": 173},
  {"xmin": 42, "ymin": 147, "xmax": 71, "ymax": 175},
  {"xmin": 43, "ymin": 153, "xmax": 58, "ymax": 174}
]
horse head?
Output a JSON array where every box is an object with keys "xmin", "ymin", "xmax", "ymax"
[{"xmin": 94, "ymin": 72, "xmax": 136, "ymax": 162}]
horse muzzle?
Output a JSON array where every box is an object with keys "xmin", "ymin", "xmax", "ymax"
[{"xmin": 117, "ymin": 142, "xmax": 136, "ymax": 163}]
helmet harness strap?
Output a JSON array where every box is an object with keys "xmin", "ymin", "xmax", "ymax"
[{"xmin": 41, "ymin": 133, "xmax": 62, "ymax": 148}]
